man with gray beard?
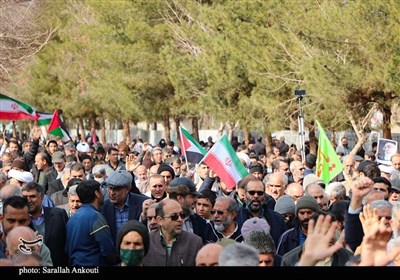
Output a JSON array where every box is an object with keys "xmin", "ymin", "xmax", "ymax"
[
  {"xmin": 211, "ymin": 196, "xmax": 242, "ymax": 242},
  {"xmin": 236, "ymin": 174, "xmax": 286, "ymax": 246}
]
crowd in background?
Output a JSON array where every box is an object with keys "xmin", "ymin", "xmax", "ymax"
[{"xmin": 0, "ymin": 128, "xmax": 399, "ymax": 267}]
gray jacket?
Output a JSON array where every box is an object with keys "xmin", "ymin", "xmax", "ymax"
[{"xmin": 142, "ymin": 230, "xmax": 203, "ymax": 266}]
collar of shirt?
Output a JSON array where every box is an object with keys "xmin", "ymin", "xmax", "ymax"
[{"xmin": 30, "ymin": 207, "xmax": 45, "ymax": 226}]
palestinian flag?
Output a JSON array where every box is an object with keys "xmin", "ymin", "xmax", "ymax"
[
  {"xmin": 201, "ymin": 134, "xmax": 248, "ymax": 191},
  {"xmin": 36, "ymin": 111, "xmax": 54, "ymax": 126},
  {"xmin": 48, "ymin": 109, "xmax": 72, "ymax": 142},
  {"xmin": 179, "ymin": 126, "xmax": 206, "ymax": 164},
  {"xmin": 0, "ymin": 93, "xmax": 37, "ymax": 121}
]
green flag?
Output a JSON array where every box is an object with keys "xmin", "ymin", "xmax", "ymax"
[{"xmin": 315, "ymin": 120, "xmax": 343, "ymax": 185}]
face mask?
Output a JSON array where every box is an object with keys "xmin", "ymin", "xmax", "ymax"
[
  {"xmin": 94, "ymin": 178, "xmax": 104, "ymax": 184},
  {"xmin": 120, "ymin": 249, "xmax": 144, "ymax": 266}
]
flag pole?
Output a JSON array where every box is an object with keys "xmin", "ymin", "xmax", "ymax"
[{"xmin": 179, "ymin": 126, "xmax": 188, "ymax": 163}]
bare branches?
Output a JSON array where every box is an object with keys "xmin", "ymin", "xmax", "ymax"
[
  {"xmin": 161, "ymin": 0, "xmax": 207, "ymax": 56},
  {"xmin": 0, "ymin": 0, "xmax": 58, "ymax": 89}
]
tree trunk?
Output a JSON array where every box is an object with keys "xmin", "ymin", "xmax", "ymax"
[
  {"xmin": 308, "ymin": 121, "xmax": 317, "ymax": 155},
  {"xmin": 265, "ymin": 132, "xmax": 272, "ymax": 153},
  {"xmin": 174, "ymin": 117, "xmax": 180, "ymax": 146},
  {"xmin": 12, "ymin": 121, "xmax": 16, "ymax": 138},
  {"xmin": 89, "ymin": 117, "xmax": 96, "ymax": 144},
  {"xmin": 217, "ymin": 122, "xmax": 225, "ymax": 138},
  {"xmin": 78, "ymin": 118, "xmax": 85, "ymax": 142},
  {"xmin": 244, "ymin": 127, "xmax": 250, "ymax": 146},
  {"xmin": 191, "ymin": 117, "xmax": 199, "ymax": 141},
  {"xmin": 163, "ymin": 116, "xmax": 170, "ymax": 142},
  {"xmin": 100, "ymin": 117, "xmax": 106, "ymax": 144},
  {"xmin": 123, "ymin": 119, "xmax": 130, "ymax": 143},
  {"xmin": 382, "ymin": 106, "xmax": 392, "ymax": 139}
]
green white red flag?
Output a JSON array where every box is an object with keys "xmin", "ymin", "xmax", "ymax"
[
  {"xmin": 201, "ymin": 134, "xmax": 248, "ymax": 191},
  {"xmin": 36, "ymin": 111, "xmax": 54, "ymax": 126},
  {"xmin": 48, "ymin": 109, "xmax": 72, "ymax": 142},
  {"xmin": 0, "ymin": 93, "xmax": 37, "ymax": 121},
  {"xmin": 179, "ymin": 126, "xmax": 206, "ymax": 164},
  {"xmin": 316, "ymin": 120, "xmax": 343, "ymax": 185}
]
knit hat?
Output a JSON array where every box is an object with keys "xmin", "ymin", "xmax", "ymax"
[
  {"xmin": 241, "ymin": 217, "xmax": 271, "ymax": 240},
  {"xmin": 249, "ymin": 163, "xmax": 263, "ymax": 174},
  {"xmin": 302, "ymin": 174, "xmax": 324, "ymax": 189},
  {"xmin": 295, "ymin": 195, "xmax": 319, "ymax": 215},
  {"xmin": 116, "ymin": 220, "xmax": 150, "ymax": 255},
  {"xmin": 157, "ymin": 164, "xmax": 175, "ymax": 180},
  {"xmin": 274, "ymin": 195, "xmax": 295, "ymax": 215}
]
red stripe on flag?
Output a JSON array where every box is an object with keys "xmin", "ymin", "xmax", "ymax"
[
  {"xmin": 203, "ymin": 152, "xmax": 236, "ymax": 190},
  {"xmin": 0, "ymin": 112, "xmax": 36, "ymax": 121}
]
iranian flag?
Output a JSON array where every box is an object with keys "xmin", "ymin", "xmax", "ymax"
[
  {"xmin": 316, "ymin": 120, "xmax": 343, "ymax": 184},
  {"xmin": 0, "ymin": 93, "xmax": 37, "ymax": 121},
  {"xmin": 36, "ymin": 111, "xmax": 54, "ymax": 126},
  {"xmin": 48, "ymin": 109, "xmax": 72, "ymax": 142},
  {"xmin": 179, "ymin": 126, "xmax": 206, "ymax": 164},
  {"xmin": 201, "ymin": 134, "xmax": 248, "ymax": 191}
]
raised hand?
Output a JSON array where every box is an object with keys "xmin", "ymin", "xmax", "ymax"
[
  {"xmin": 298, "ymin": 214, "xmax": 342, "ymax": 266},
  {"xmin": 359, "ymin": 216, "xmax": 393, "ymax": 266},
  {"xmin": 125, "ymin": 154, "xmax": 140, "ymax": 172}
]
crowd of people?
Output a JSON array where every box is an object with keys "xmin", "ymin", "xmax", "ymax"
[{"xmin": 0, "ymin": 128, "xmax": 399, "ymax": 267}]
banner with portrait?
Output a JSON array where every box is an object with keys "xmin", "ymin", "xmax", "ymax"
[{"xmin": 376, "ymin": 137, "xmax": 398, "ymax": 165}]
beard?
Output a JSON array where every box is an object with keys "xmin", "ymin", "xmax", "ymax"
[{"xmin": 214, "ymin": 216, "xmax": 232, "ymax": 233}]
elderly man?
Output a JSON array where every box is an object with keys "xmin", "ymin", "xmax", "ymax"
[
  {"xmin": 100, "ymin": 170, "xmax": 149, "ymax": 244},
  {"xmin": 142, "ymin": 199, "xmax": 203, "ymax": 266}
]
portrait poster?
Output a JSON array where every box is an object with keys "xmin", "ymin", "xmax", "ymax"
[{"xmin": 376, "ymin": 137, "xmax": 398, "ymax": 165}]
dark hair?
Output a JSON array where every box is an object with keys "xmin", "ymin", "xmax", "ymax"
[
  {"xmin": 198, "ymin": 189, "xmax": 217, "ymax": 207},
  {"xmin": 76, "ymin": 180, "xmax": 101, "ymax": 204},
  {"xmin": 22, "ymin": 182, "xmax": 44, "ymax": 195},
  {"xmin": 373, "ymin": 176, "xmax": 392, "ymax": 193},
  {"xmin": 47, "ymin": 140, "xmax": 58, "ymax": 148},
  {"xmin": 2, "ymin": 196, "xmax": 29, "ymax": 214},
  {"xmin": 363, "ymin": 164, "xmax": 381, "ymax": 180}
]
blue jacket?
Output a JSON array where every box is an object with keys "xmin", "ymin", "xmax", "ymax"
[
  {"xmin": 236, "ymin": 203, "xmax": 286, "ymax": 246},
  {"xmin": 100, "ymin": 192, "xmax": 149, "ymax": 243},
  {"xmin": 66, "ymin": 204, "xmax": 115, "ymax": 266}
]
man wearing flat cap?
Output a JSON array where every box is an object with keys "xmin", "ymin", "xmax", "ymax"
[
  {"xmin": 100, "ymin": 170, "xmax": 150, "ymax": 246},
  {"xmin": 167, "ymin": 177, "xmax": 218, "ymax": 244}
]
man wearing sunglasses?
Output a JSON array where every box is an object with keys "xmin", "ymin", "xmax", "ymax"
[
  {"xmin": 211, "ymin": 196, "xmax": 242, "ymax": 242},
  {"xmin": 167, "ymin": 177, "xmax": 218, "ymax": 244},
  {"xmin": 142, "ymin": 198, "xmax": 203, "ymax": 266},
  {"xmin": 236, "ymin": 174, "xmax": 286, "ymax": 246}
]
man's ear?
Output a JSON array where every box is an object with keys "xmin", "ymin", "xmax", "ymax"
[{"xmin": 5, "ymin": 248, "xmax": 10, "ymax": 258}]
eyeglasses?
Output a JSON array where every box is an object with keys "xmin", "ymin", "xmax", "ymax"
[
  {"xmin": 147, "ymin": 216, "xmax": 156, "ymax": 221},
  {"xmin": 247, "ymin": 190, "xmax": 264, "ymax": 196},
  {"xmin": 163, "ymin": 213, "xmax": 186, "ymax": 221},
  {"xmin": 151, "ymin": 184, "xmax": 164, "ymax": 189},
  {"xmin": 210, "ymin": 210, "xmax": 228, "ymax": 215}
]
